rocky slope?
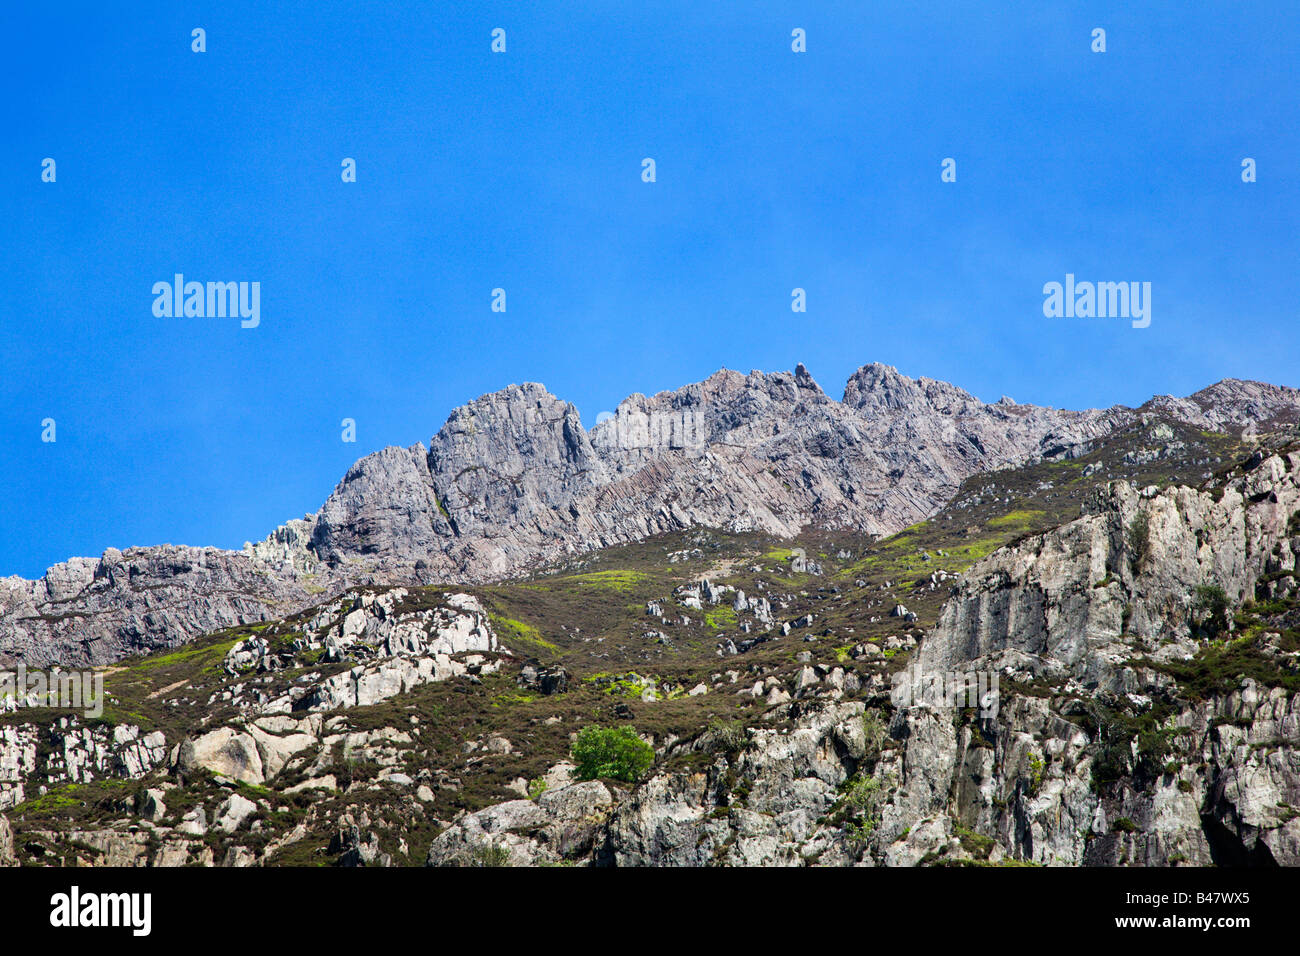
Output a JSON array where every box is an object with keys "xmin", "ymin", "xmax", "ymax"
[
  {"xmin": 0, "ymin": 546, "xmax": 312, "ymax": 668},
  {"xmin": 4, "ymin": 364, "xmax": 1299, "ymax": 667},
  {"xmin": 1, "ymin": 419, "xmax": 1298, "ymax": 867},
  {"xmin": 881, "ymin": 447, "xmax": 1300, "ymax": 866},
  {"xmin": 426, "ymin": 444, "xmax": 1300, "ymax": 867}
]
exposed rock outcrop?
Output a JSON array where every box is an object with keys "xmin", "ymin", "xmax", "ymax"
[
  {"xmin": 0, "ymin": 545, "xmax": 310, "ymax": 667},
  {"xmin": 419, "ymin": 452, "xmax": 1300, "ymax": 867},
  {"xmin": 918, "ymin": 450, "xmax": 1300, "ymax": 690},
  {"xmin": 4, "ymin": 364, "xmax": 1299, "ymax": 667},
  {"xmin": 0, "ymin": 814, "xmax": 14, "ymax": 867}
]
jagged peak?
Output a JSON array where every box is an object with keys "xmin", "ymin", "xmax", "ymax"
[
  {"xmin": 432, "ymin": 382, "xmax": 581, "ymax": 447},
  {"xmin": 792, "ymin": 362, "xmax": 824, "ymax": 395},
  {"xmin": 842, "ymin": 362, "xmax": 979, "ymax": 413},
  {"xmin": 1188, "ymin": 377, "xmax": 1300, "ymax": 404},
  {"xmin": 454, "ymin": 380, "xmax": 565, "ymax": 411},
  {"xmin": 332, "ymin": 441, "xmax": 429, "ymax": 485},
  {"xmin": 626, "ymin": 366, "xmax": 828, "ymax": 411}
]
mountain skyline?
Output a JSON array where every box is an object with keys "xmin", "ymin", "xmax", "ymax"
[
  {"xmin": 6, "ymin": 3, "xmax": 1299, "ymax": 580},
  {"xmin": 5, "ymin": 358, "xmax": 1298, "ymax": 671},
  {"xmin": 3, "ymin": 362, "xmax": 1297, "ymax": 869},
  {"xmin": 5, "ymin": 359, "xmax": 1297, "ymax": 581}
]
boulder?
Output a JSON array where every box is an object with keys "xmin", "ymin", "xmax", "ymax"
[
  {"xmin": 215, "ymin": 793, "xmax": 259, "ymax": 833},
  {"xmin": 178, "ymin": 728, "xmax": 265, "ymax": 785}
]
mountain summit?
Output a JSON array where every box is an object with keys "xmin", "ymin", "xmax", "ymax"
[{"xmin": 3, "ymin": 363, "xmax": 1298, "ymax": 666}]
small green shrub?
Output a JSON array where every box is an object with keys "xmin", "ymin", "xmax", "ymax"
[
  {"xmin": 705, "ymin": 719, "xmax": 747, "ymax": 754},
  {"xmin": 839, "ymin": 775, "xmax": 884, "ymax": 846},
  {"xmin": 1193, "ymin": 584, "xmax": 1230, "ymax": 639},
  {"xmin": 955, "ymin": 824, "xmax": 996, "ymax": 860},
  {"xmin": 571, "ymin": 725, "xmax": 654, "ymax": 783},
  {"xmin": 842, "ymin": 775, "xmax": 881, "ymax": 817},
  {"xmin": 1127, "ymin": 513, "xmax": 1151, "ymax": 576},
  {"xmin": 1026, "ymin": 752, "xmax": 1045, "ymax": 796},
  {"xmin": 467, "ymin": 842, "xmax": 511, "ymax": 867},
  {"xmin": 861, "ymin": 710, "xmax": 887, "ymax": 759}
]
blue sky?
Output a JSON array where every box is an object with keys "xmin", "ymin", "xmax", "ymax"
[{"xmin": 1, "ymin": 1, "xmax": 1297, "ymax": 578}]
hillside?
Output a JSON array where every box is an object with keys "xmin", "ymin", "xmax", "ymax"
[
  {"xmin": 3, "ymin": 398, "xmax": 1298, "ymax": 867},
  {"xmin": 4, "ymin": 363, "xmax": 1300, "ymax": 669}
]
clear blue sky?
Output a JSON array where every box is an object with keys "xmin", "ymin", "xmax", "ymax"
[{"xmin": 2, "ymin": 2, "xmax": 1297, "ymax": 579}]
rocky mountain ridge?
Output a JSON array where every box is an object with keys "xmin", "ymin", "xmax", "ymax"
[
  {"xmin": 3, "ymin": 363, "xmax": 1299, "ymax": 667},
  {"xmin": 1, "ymin": 427, "xmax": 1298, "ymax": 867}
]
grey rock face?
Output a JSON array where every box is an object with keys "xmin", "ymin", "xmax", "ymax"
[
  {"xmin": 309, "ymin": 442, "xmax": 453, "ymax": 570},
  {"xmin": 331, "ymin": 820, "xmax": 393, "ymax": 867},
  {"xmin": 0, "ymin": 814, "xmax": 13, "ymax": 867},
  {"xmin": 874, "ymin": 673, "xmax": 1300, "ymax": 867},
  {"xmin": 416, "ymin": 700, "xmax": 877, "ymax": 868},
  {"xmin": 410, "ymin": 453, "xmax": 1300, "ymax": 868},
  {"xmin": 178, "ymin": 728, "xmax": 266, "ymax": 786},
  {"xmin": 881, "ymin": 453, "xmax": 1300, "ymax": 866},
  {"xmin": 0, "ymin": 719, "xmax": 166, "ymax": 810},
  {"xmin": 918, "ymin": 451, "xmax": 1300, "ymax": 690},
  {"xmin": 605, "ymin": 700, "xmax": 867, "ymax": 866},
  {"xmin": 0, "ymin": 545, "xmax": 312, "ymax": 667},
  {"xmin": 270, "ymin": 365, "xmax": 1300, "ymax": 589},
  {"xmin": 5, "ymin": 363, "xmax": 1300, "ymax": 666},
  {"xmin": 426, "ymin": 780, "xmax": 614, "ymax": 866}
]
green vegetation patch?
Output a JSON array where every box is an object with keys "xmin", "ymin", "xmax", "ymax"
[
  {"xmin": 121, "ymin": 636, "xmax": 241, "ymax": 673},
  {"xmin": 525, "ymin": 570, "xmax": 651, "ymax": 593},
  {"xmin": 571, "ymin": 725, "xmax": 654, "ymax": 783},
  {"xmin": 703, "ymin": 605, "xmax": 737, "ymax": 630},
  {"xmin": 488, "ymin": 613, "xmax": 557, "ymax": 652},
  {"xmin": 986, "ymin": 509, "xmax": 1046, "ymax": 529},
  {"xmin": 1139, "ymin": 635, "xmax": 1300, "ymax": 700}
]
